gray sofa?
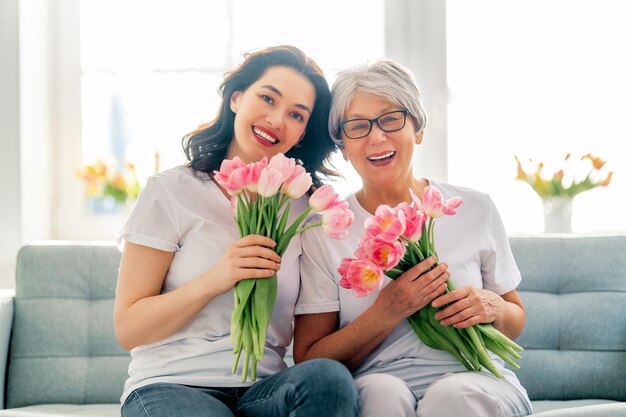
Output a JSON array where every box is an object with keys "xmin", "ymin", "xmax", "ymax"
[{"xmin": 0, "ymin": 237, "xmax": 625, "ymax": 416}]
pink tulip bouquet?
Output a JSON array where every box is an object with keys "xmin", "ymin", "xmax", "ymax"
[
  {"xmin": 214, "ymin": 153, "xmax": 353, "ymax": 381},
  {"xmin": 338, "ymin": 186, "xmax": 523, "ymax": 378}
]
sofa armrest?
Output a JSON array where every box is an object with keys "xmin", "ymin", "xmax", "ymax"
[{"xmin": 0, "ymin": 291, "xmax": 15, "ymax": 409}]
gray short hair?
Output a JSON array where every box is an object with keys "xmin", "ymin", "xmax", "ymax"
[{"xmin": 328, "ymin": 60, "xmax": 427, "ymax": 146}]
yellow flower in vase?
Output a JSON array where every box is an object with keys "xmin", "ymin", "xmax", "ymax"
[
  {"xmin": 77, "ymin": 159, "xmax": 142, "ymax": 213},
  {"xmin": 514, "ymin": 153, "xmax": 614, "ymax": 232}
]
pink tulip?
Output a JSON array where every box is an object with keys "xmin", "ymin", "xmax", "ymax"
[
  {"xmin": 285, "ymin": 164, "xmax": 306, "ymax": 182},
  {"xmin": 268, "ymin": 153, "xmax": 296, "ymax": 181},
  {"xmin": 396, "ymin": 202, "xmax": 426, "ymax": 240},
  {"xmin": 442, "ymin": 196, "xmax": 463, "ymax": 215},
  {"xmin": 338, "ymin": 258, "xmax": 385, "ymax": 297},
  {"xmin": 281, "ymin": 165, "xmax": 312, "ymax": 198},
  {"xmin": 354, "ymin": 234, "xmax": 370, "ymax": 260},
  {"xmin": 337, "ymin": 257, "xmax": 354, "ymax": 280},
  {"xmin": 247, "ymin": 157, "xmax": 268, "ymax": 193},
  {"xmin": 322, "ymin": 201, "xmax": 354, "ymax": 239},
  {"xmin": 357, "ymin": 235, "xmax": 405, "ymax": 270},
  {"xmin": 364, "ymin": 205, "xmax": 406, "ymax": 242},
  {"xmin": 411, "ymin": 186, "xmax": 463, "ymax": 218},
  {"xmin": 213, "ymin": 157, "xmax": 252, "ymax": 195},
  {"xmin": 309, "ymin": 185, "xmax": 340, "ymax": 212},
  {"xmin": 257, "ymin": 167, "xmax": 284, "ymax": 197}
]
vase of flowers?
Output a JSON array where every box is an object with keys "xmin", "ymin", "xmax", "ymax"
[
  {"xmin": 77, "ymin": 159, "xmax": 141, "ymax": 213},
  {"xmin": 515, "ymin": 153, "xmax": 613, "ymax": 233},
  {"xmin": 541, "ymin": 196, "xmax": 573, "ymax": 233}
]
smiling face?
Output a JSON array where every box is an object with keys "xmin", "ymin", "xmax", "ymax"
[
  {"xmin": 341, "ymin": 93, "xmax": 422, "ymax": 190},
  {"xmin": 227, "ymin": 65, "xmax": 316, "ymax": 163}
]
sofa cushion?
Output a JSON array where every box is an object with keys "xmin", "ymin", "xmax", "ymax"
[
  {"xmin": 0, "ymin": 403, "xmax": 119, "ymax": 416},
  {"xmin": 532, "ymin": 400, "xmax": 626, "ymax": 417},
  {"xmin": 6, "ymin": 244, "xmax": 130, "ymax": 408},
  {"xmin": 510, "ymin": 236, "xmax": 626, "ymax": 402}
]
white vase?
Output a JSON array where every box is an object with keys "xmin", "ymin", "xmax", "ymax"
[{"xmin": 542, "ymin": 196, "xmax": 573, "ymax": 233}]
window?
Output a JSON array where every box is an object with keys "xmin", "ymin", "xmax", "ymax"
[
  {"xmin": 72, "ymin": 0, "xmax": 384, "ymax": 238},
  {"xmin": 447, "ymin": 0, "xmax": 626, "ymax": 233}
]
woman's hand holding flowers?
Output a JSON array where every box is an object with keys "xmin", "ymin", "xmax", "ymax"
[
  {"xmin": 375, "ymin": 258, "xmax": 449, "ymax": 324},
  {"xmin": 338, "ymin": 185, "xmax": 524, "ymax": 377},
  {"xmin": 215, "ymin": 153, "xmax": 353, "ymax": 382},
  {"xmin": 432, "ymin": 286, "xmax": 506, "ymax": 329},
  {"xmin": 208, "ymin": 235, "xmax": 281, "ymax": 295}
]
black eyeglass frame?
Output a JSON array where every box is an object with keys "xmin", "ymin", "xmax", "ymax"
[{"xmin": 339, "ymin": 109, "xmax": 409, "ymax": 140}]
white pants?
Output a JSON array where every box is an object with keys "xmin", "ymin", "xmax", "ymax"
[{"xmin": 355, "ymin": 372, "xmax": 532, "ymax": 417}]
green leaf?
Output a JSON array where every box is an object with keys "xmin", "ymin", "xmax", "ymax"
[
  {"xmin": 277, "ymin": 203, "xmax": 291, "ymax": 237},
  {"xmin": 276, "ymin": 208, "xmax": 311, "ymax": 255},
  {"xmin": 384, "ymin": 268, "xmax": 404, "ymax": 280},
  {"xmin": 426, "ymin": 306, "xmax": 480, "ymax": 371}
]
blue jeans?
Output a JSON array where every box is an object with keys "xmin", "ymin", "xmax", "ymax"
[{"xmin": 122, "ymin": 358, "xmax": 360, "ymax": 417}]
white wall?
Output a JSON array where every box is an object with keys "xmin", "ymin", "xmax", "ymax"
[
  {"xmin": 20, "ymin": 0, "xmax": 54, "ymax": 244},
  {"xmin": 385, "ymin": 0, "xmax": 448, "ymax": 182},
  {"xmin": 0, "ymin": 0, "xmax": 21, "ymax": 288}
]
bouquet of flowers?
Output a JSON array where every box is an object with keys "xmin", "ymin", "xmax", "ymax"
[
  {"xmin": 214, "ymin": 153, "xmax": 353, "ymax": 381},
  {"xmin": 515, "ymin": 153, "xmax": 613, "ymax": 198},
  {"xmin": 338, "ymin": 186, "xmax": 522, "ymax": 378}
]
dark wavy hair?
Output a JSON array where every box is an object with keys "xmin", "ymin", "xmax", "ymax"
[{"xmin": 182, "ymin": 45, "xmax": 337, "ymax": 187}]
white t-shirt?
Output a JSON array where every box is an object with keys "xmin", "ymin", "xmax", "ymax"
[
  {"xmin": 117, "ymin": 166, "xmax": 306, "ymax": 404},
  {"xmin": 295, "ymin": 180, "xmax": 527, "ymax": 397}
]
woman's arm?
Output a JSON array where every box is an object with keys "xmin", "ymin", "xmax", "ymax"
[
  {"xmin": 294, "ymin": 257, "xmax": 449, "ymax": 371},
  {"xmin": 114, "ymin": 235, "xmax": 282, "ymax": 350},
  {"xmin": 431, "ymin": 288, "xmax": 525, "ymax": 340}
]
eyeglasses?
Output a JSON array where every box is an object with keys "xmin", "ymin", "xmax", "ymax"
[{"xmin": 339, "ymin": 110, "xmax": 409, "ymax": 140}]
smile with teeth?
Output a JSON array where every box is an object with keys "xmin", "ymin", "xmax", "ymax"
[
  {"xmin": 253, "ymin": 127, "xmax": 279, "ymax": 144},
  {"xmin": 367, "ymin": 151, "xmax": 396, "ymax": 161}
]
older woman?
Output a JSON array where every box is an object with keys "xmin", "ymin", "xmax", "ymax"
[{"xmin": 293, "ymin": 60, "xmax": 532, "ymax": 417}]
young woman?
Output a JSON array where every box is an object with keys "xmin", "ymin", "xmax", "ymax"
[
  {"xmin": 115, "ymin": 45, "xmax": 359, "ymax": 417},
  {"xmin": 294, "ymin": 60, "xmax": 532, "ymax": 417}
]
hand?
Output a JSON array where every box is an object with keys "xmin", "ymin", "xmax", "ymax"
[
  {"xmin": 207, "ymin": 234, "xmax": 281, "ymax": 295},
  {"xmin": 432, "ymin": 286, "xmax": 505, "ymax": 328},
  {"xmin": 374, "ymin": 257, "xmax": 449, "ymax": 326}
]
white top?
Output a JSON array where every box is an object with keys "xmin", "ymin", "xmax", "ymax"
[
  {"xmin": 117, "ymin": 166, "xmax": 306, "ymax": 404},
  {"xmin": 295, "ymin": 180, "xmax": 527, "ymax": 397}
]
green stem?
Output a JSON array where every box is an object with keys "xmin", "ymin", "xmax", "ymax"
[
  {"xmin": 476, "ymin": 324, "xmax": 523, "ymax": 351},
  {"xmin": 400, "ymin": 235, "xmax": 421, "ymax": 263},
  {"xmin": 428, "ymin": 217, "xmax": 435, "ymax": 250},
  {"xmin": 295, "ymin": 221, "xmax": 321, "ymax": 235}
]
